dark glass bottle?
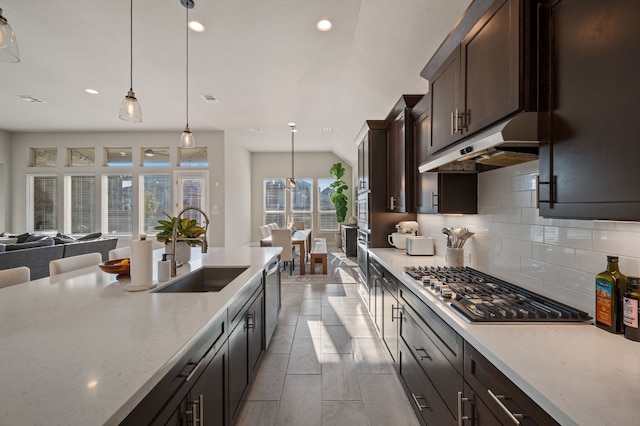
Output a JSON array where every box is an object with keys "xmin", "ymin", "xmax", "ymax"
[
  {"xmin": 595, "ymin": 256, "xmax": 627, "ymax": 333},
  {"xmin": 623, "ymin": 276, "xmax": 640, "ymax": 342}
]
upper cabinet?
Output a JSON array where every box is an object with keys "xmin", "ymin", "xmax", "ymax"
[
  {"xmin": 386, "ymin": 95, "xmax": 422, "ymax": 213},
  {"xmin": 424, "ymin": 0, "xmax": 539, "ymax": 157},
  {"xmin": 538, "ymin": 0, "xmax": 640, "ymax": 220}
]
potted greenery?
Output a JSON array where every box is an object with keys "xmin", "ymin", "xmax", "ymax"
[
  {"xmin": 154, "ymin": 213, "xmax": 206, "ymax": 264},
  {"xmin": 329, "ymin": 162, "xmax": 349, "ymax": 244}
]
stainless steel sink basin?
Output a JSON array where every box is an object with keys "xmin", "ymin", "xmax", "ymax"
[{"xmin": 155, "ymin": 267, "xmax": 249, "ymax": 293}]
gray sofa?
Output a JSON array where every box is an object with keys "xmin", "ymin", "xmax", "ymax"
[{"xmin": 0, "ymin": 234, "xmax": 118, "ymax": 280}]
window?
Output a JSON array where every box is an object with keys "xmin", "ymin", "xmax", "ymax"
[
  {"xmin": 30, "ymin": 148, "xmax": 57, "ymax": 167},
  {"xmin": 291, "ymin": 178, "xmax": 312, "ymax": 229},
  {"xmin": 142, "ymin": 148, "xmax": 171, "ymax": 167},
  {"xmin": 105, "ymin": 148, "xmax": 133, "ymax": 166},
  {"xmin": 318, "ymin": 178, "xmax": 339, "ymax": 231},
  {"xmin": 176, "ymin": 172, "xmax": 208, "ymax": 227},
  {"xmin": 28, "ymin": 175, "xmax": 58, "ymax": 232},
  {"xmin": 140, "ymin": 174, "xmax": 171, "ymax": 236},
  {"xmin": 68, "ymin": 148, "xmax": 95, "ymax": 167},
  {"xmin": 64, "ymin": 175, "xmax": 96, "ymax": 234},
  {"xmin": 264, "ymin": 179, "xmax": 286, "ymax": 227},
  {"xmin": 179, "ymin": 147, "xmax": 208, "ymax": 167},
  {"xmin": 102, "ymin": 174, "xmax": 133, "ymax": 235}
]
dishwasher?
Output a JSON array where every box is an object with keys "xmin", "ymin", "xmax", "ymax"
[{"xmin": 263, "ymin": 256, "xmax": 281, "ymax": 348}]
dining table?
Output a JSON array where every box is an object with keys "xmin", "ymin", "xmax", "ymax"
[{"xmin": 259, "ymin": 228, "xmax": 312, "ymax": 275}]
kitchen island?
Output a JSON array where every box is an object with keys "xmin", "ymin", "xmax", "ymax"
[
  {"xmin": 369, "ymin": 248, "xmax": 640, "ymax": 426},
  {"xmin": 0, "ymin": 246, "xmax": 281, "ymax": 425}
]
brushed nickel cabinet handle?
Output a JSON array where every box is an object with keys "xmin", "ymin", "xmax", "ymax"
[
  {"xmin": 431, "ymin": 191, "xmax": 438, "ymax": 208},
  {"xmin": 414, "ymin": 346, "xmax": 431, "ymax": 361},
  {"xmin": 487, "ymin": 389, "xmax": 524, "ymax": 425},
  {"xmin": 451, "ymin": 111, "xmax": 455, "ymax": 135},
  {"xmin": 411, "ymin": 393, "xmax": 430, "ymax": 412},
  {"xmin": 457, "ymin": 391, "xmax": 471, "ymax": 426}
]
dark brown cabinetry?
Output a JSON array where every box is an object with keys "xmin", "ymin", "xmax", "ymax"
[
  {"xmin": 464, "ymin": 342, "xmax": 559, "ymax": 425},
  {"xmin": 381, "ymin": 273, "xmax": 400, "ymax": 364},
  {"xmin": 413, "ymin": 94, "xmax": 478, "ymax": 214},
  {"xmin": 386, "ymin": 95, "xmax": 422, "ymax": 212},
  {"xmin": 424, "ymin": 0, "xmax": 538, "ymax": 157},
  {"xmin": 356, "ymin": 121, "xmax": 416, "ymax": 248},
  {"xmin": 538, "ymin": 0, "xmax": 640, "ymax": 220},
  {"xmin": 340, "ymin": 225, "xmax": 357, "ymax": 257},
  {"xmin": 368, "ymin": 258, "xmax": 384, "ymax": 333}
]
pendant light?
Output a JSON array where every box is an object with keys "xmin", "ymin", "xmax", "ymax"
[
  {"xmin": 0, "ymin": 8, "xmax": 20, "ymax": 63},
  {"xmin": 118, "ymin": 0, "xmax": 142, "ymax": 122},
  {"xmin": 285, "ymin": 123, "xmax": 297, "ymax": 190},
  {"xmin": 179, "ymin": 0, "xmax": 195, "ymax": 148}
]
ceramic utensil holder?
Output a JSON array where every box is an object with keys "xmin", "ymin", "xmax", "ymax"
[{"xmin": 446, "ymin": 247, "xmax": 464, "ymax": 267}]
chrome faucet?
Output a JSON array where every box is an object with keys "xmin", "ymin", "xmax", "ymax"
[{"xmin": 169, "ymin": 206, "xmax": 210, "ymax": 277}]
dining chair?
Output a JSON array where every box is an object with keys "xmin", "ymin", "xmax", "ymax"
[
  {"xmin": 109, "ymin": 246, "xmax": 131, "ymax": 260},
  {"xmin": 50, "ymin": 252, "xmax": 102, "ymax": 276},
  {"xmin": 294, "ymin": 221, "xmax": 305, "ymax": 230},
  {"xmin": 271, "ymin": 229, "xmax": 295, "ymax": 275},
  {"xmin": 259, "ymin": 225, "xmax": 271, "ymax": 239},
  {"xmin": 0, "ymin": 266, "xmax": 30, "ymax": 288},
  {"xmin": 268, "ymin": 223, "xmax": 279, "ymax": 230}
]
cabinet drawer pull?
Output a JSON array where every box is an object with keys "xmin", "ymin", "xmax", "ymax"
[
  {"xmin": 191, "ymin": 393, "xmax": 204, "ymax": 425},
  {"xmin": 451, "ymin": 111, "xmax": 455, "ymax": 135},
  {"xmin": 457, "ymin": 391, "xmax": 471, "ymax": 426},
  {"xmin": 391, "ymin": 305, "xmax": 402, "ymax": 321},
  {"xmin": 487, "ymin": 389, "xmax": 524, "ymax": 425},
  {"xmin": 431, "ymin": 192, "xmax": 438, "ymax": 208},
  {"xmin": 245, "ymin": 311, "xmax": 256, "ymax": 330},
  {"xmin": 389, "ymin": 196, "xmax": 396, "ymax": 210},
  {"xmin": 411, "ymin": 393, "xmax": 430, "ymax": 412},
  {"xmin": 413, "ymin": 346, "xmax": 431, "ymax": 361}
]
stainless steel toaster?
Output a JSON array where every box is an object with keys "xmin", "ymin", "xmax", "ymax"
[{"xmin": 405, "ymin": 236, "xmax": 435, "ymax": 256}]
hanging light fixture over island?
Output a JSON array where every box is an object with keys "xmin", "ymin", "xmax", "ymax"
[
  {"xmin": 179, "ymin": 0, "xmax": 195, "ymax": 148},
  {"xmin": 118, "ymin": 0, "xmax": 142, "ymax": 122},
  {"xmin": 285, "ymin": 122, "xmax": 297, "ymax": 190}
]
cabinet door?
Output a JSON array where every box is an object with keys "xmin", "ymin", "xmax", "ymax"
[
  {"xmin": 381, "ymin": 278, "xmax": 399, "ymax": 364},
  {"xmin": 461, "ymin": 0, "xmax": 523, "ymax": 135},
  {"xmin": 413, "ymin": 103, "xmax": 438, "ymax": 214},
  {"xmin": 189, "ymin": 346, "xmax": 227, "ymax": 426},
  {"xmin": 357, "ymin": 136, "xmax": 369, "ymax": 193},
  {"xmin": 228, "ymin": 320, "xmax": 248, "ymax": 422},
  {"xmin": 430, "ymin": 48, "xmax": 462, "ymax": 155},
  {"xmin": 387, "ymin": 111, "xmax": 407, "ymax": 212},
  {"xmin": 247, "ymin": 291, "xmax": 264, "ymax": 378},
  {"xmin": 539, "ymin": 0, "xmax": 640, "ymax": 220},
  {"xmin": 398, "ymin": 341, "xmax": 456, "ymax": 425}
]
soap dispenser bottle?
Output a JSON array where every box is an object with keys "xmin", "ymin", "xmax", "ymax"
[{"xmin": 158, "ymin": 253, "xmax": 171, "ymax": 282}]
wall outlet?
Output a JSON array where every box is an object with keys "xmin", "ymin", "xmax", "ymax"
[{"xmin": 467, "ymin": 251, "xmax": 472, "ymax": 264}]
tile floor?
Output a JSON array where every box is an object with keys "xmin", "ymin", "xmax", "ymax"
[{"xmin": 236, "ymin": 251, "xmax": 419, "ymax": 426}]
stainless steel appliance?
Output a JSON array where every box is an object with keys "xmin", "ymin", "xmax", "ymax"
[
  {"xmin": 404, "ymin": 266, "xmax": 591, "ymax": 323},
  {"xmin": 356, "ymin": 230, "xmax": 369, "ymax": 301},
  {"xmin": 357, "ymin": 193, "xmax": 369, "ymax": 231},
  {"xmin": 264, "ymin": 257, "xmax": 280, "ymax": 347},
  {"xmin": 405, "ymin": 236, "xmax": 435, "ymax": 256}
]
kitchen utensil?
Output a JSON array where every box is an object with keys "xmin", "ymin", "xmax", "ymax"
[
  {"xmin": 457, "ymin": 230, "xmax": 475, "ymax": 248},
  {"xmin": 442, "ymin": 227, "xmax": 453, "ymax": 248}
]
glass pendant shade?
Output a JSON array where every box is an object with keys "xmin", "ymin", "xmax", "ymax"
[
  {"xmin": 285, "ymin": 178, "xmax": 296, "ymax": 190},
  {"xmin": 119, "ymin": 90, "xmax": 142, "ymax": 122},
  {"xmin": 0, "ymin": 9, "xmax": 20, "ymax": 63},
  {"xmin": 180, "ymin": 127, "xmax": 195, "ymax": 148}
]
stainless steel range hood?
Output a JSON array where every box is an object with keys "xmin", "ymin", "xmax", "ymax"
[{"xmin": 418, "ymin": 112, "xmax": 539, "ymax": 172}]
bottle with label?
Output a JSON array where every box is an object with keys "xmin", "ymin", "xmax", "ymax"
[
  {"xmin": 595, "ymin": 256, "xmax": 627, "ymax": 333},
  {"xmin": 623, "ymin": 276, "xmax": 640, "ymax": 342}
]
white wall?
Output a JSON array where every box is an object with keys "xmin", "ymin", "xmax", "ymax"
[
  {"xmin": 224, "ymin": 140, "xmax": 252, "ymax": 248},
  {"xmin": 0, "ymin": 130, "xmax": 11, "ymax": 231},
  {"xmin": 8, "ymin": 131, "xmax": 226, "ymax": 247},
  {"xmin": 417, "ymin": 160, "xmax": 640, "ymax": 317},
  {"xmin": 250, "ymin": 152, "xmax": 353, "ymax": 245}
]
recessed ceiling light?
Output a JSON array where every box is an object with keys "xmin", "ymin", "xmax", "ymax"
[
  {"xmin": 200, "ymin": 94, "xmax": 219, "ymax": 103},
  {"xmin": 85, "ymin": 89, "xmax": 99, "ymax": 95},
  {"xmin": 189, "ymin": 20, "xmax": 205, "ymax": 32},
  {"xmin": 316, "ymin": 19, "xmax": 332, "ymax": 31},
  {"xmin": 320, "ymin": 127, "xmax": 332, "ymax": 132},
  {"xmin": 249, "ymin": 128, "xmax": 262, "ymax": 132}
]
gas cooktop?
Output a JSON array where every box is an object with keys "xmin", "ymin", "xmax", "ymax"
[{"xmin": 404, "ymin": 266, "xmax": 592, "ymax": 323}]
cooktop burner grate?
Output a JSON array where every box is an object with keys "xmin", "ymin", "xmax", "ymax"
[{"xmin": 404, "ymin": 266, "xmax": 591, "ymax": 323}]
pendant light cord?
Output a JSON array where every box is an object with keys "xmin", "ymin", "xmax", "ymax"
[
  {"xmin": 129, "ymin": 0, "xmax": 133, "ymax": 91},
  {"xmin": 185, "ymin": 7, "xmax": 189, "ymax": 127},
  {"xmin": 291, "ymin": 127, "xmax": 295, "ymax": 178}
]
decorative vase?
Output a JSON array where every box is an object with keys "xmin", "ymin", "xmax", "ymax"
[{"xmin": 165, "ymin": 241, "xmax": 192, "ymax": 264}]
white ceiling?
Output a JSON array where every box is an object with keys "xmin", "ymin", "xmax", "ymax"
[{"xmin": 0, "ymin": 0, "xmax": 471, "ymax": 165}]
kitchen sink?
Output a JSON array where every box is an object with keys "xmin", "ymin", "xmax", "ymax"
[{"xmin": 154, "ymin": 266, "xmax": 250, "ymax": 293}]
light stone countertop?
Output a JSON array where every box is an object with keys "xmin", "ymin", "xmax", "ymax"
[
  {"xmin": 0, "ymin": 246, "xmax": 281, "ymax": 426},
  {"xmin": 369, "ymin": 248, "xmax": 640, "ymax": 426}
]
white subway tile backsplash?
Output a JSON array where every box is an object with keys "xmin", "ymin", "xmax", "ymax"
[
  {"xmin": 521, "ymin": 258, "xmax": 559, "ymax": 284},
  {"xmin": 417, "ymin": 161, "xmax": 640, "ymax": 310},
  {"xmin": 532, "ymin": 243, "xmax": 575, "ymax": 268}
]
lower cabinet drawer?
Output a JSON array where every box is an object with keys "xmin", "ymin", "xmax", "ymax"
[
  {"xmin": 399, "ymin": 341, "xmax": 456, "ymax": 426},
  {"xmin": 464, "ymin": 342, "xmax": 559, "ymax": 426},
  {"xmin": 401, "ymin": 305, "xmax": 463, "ymax": 418}
]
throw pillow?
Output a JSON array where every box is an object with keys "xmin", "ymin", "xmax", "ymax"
[
  {"xmin": 5, "ymin": 238, "xmax": 55, "ymax": 250},
  {"xmin": 25, "ymin": 234, "xmax": 47, "ymax": 242},
  {"xmin": 54, "ymin": 236, "xmax": 77, "ymax": 245},
  {"xmin": 15, "ymin": 232, "xmax": 31, "ymax": 243},
  {"xmin": 0, "ymin": 244, "xmax": 5, "ymax": 252},
  {"xmin": 77, "ymin": 232, "xmax": 102, "ymax": 241}
]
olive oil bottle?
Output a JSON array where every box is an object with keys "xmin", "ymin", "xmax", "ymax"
[
  {"xmin": 623, "ymin": 276, "xmax": 640, "ymax": 342},
  {"xmin": 595, "ymin": 256, "xmax": 627, "ymax": 333}
]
